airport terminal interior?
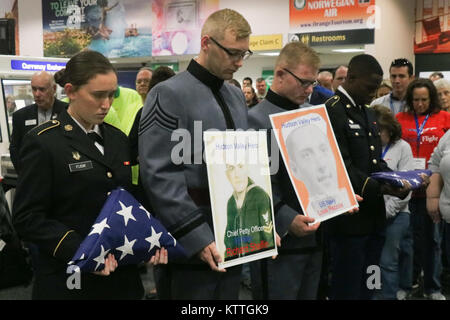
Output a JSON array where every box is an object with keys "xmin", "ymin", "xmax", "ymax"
[{"xmin": 1, "ymin": 0, "xmax": 450, "ymax": 301}]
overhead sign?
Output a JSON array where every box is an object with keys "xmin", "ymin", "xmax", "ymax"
[
  {"xmin": 151, "ymin": 62, "xmax": 179, "ymax": 72},
  {"xmin": 249, "ymin": 34, "xmax": 283, "ymax": 51},
  {"xmin": 290, "ymin": 0, "xmax": 376, "ymax": 33},
  {"xmin": 289, "ymin": 28, "xmax": 374, "ymax": 46},
  {"xmin": 10, "ymin": 59, "xmax": 66, "ymax": 72}
]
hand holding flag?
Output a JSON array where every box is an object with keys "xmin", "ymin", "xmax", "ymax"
[
  {"xmin": 371, "ymin": 169, "xmax": 432, "ymax": 190},
  {"xmin": 68, "ymin": 188, "xmax": 186, "ymax": 273}
]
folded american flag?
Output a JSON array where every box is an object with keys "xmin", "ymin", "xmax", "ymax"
[
  {"xmin": 370, "ymin": 170, "xmax": 432, "ymax": 189},
  {"xmin": 68, "ymin": 188, "xmax": 186, "ymax": 272}
]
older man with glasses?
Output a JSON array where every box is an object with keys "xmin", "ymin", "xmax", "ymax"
[
  {"xmin": 139, "ymin": 8, "xmax": 252, "ymax": 300},
  {"xmin": 9, "ymin": 71, "xmax": 68, "ymax": 173},
  {"xmin": 371, "ymin": 58, "xmax": 415, "ymax": 115},
  {"xmin": 135, "ymin": 67, "xmax": 153, "ymax": 103}
]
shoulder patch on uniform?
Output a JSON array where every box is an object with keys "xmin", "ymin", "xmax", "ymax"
[
  {"xmin": 37, "ymin": 120, "xmax": 60, "ymax": 135},
  {"xmin": 140, "ymin": 95, "xmax": 179, "ymax": 133},
  {"xmin": 325, "ymin": 95, "xmax": 340, "ymax": 107}
]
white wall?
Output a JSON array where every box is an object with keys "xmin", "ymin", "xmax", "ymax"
[
  {"xmin": 365, "ymin": 0, "xmax": 416, "ymax": 76},
  {"xmin": 220, "ymin": 0, "xmax": 290, "ymax": 37},
  {"xmin": 18, "ymin": 0, "xmax": 43, "ymax": 57}
]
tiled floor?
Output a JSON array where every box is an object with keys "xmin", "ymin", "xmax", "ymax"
[{"xmin": 0, "ymin": 266, "xmax": 446, "ymax": 300}]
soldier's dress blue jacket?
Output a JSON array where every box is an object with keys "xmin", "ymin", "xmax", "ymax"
[
  {"xmin": 325, "ymin": 87, "xmax": 392, "ymax": 300},
  {"xmin": 325, "ymin": 88, "xmax": 390, "ymax": 236},
  {"xmin": 12, "ymin": 109, "xmax": 144, "ymax": 299}
]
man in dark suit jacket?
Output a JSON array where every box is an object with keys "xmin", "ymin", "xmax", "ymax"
[
  {"xmin": 309, "ymin": 84, "xmax": 334, "ymax": 105},
  {"xmin": 325, "ymin": 54, "xmax": 410, "ymax": 300},
  {"xmin": 9, "ymin": 71, "xmax": 68, "ymax": 172}
]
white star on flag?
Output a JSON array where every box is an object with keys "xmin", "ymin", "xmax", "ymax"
[
  {"xmin": 145, "ymin": 226, "xmax": 162, "ymax": 251},
  {"xmin": 93, "ymin": 245, "xmax": 110, "ymax": 271},
  {"xmin": 139, "ymin": 205, "xmax": 152, "ymax": 219},
  {"xmin": 116, "ymin": 201, "xmax": 136, "ymax": 226},
  {"xmin": 89, "ymin": 218, "xmax": 110, "ymax": 236},
  {"xmin": 68, "ymin": 188, "xmax": 187, "ymax": 273},
  {"xmin": 116, "ymin": 235, "xmax": 137, "ymax": 261}
]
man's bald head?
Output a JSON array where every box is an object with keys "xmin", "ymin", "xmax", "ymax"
[
  {"xmin": 31, "ymin": 71, "xmax": 56, "ymax": 110},
  {"xmin": 317, "ymin": 71, "xmax": 333, "ymax": 91}
]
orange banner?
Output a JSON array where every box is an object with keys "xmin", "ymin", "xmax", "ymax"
[{"xmin": 290, "ymin": 0, "xmax": 376, "ymax": 33}]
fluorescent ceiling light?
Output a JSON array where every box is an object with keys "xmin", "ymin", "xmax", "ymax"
[
  {"xmin": 332, "ymin": 48, "xmax": 365, "ymax": 53},
  {"xmin": 257, "ymin": 52, "xmax": 279, "ymax": 56}
]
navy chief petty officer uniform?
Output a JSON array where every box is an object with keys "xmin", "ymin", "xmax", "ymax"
[{"xmin": 12, "ymin": 109, "xmax": 144, "ymax": 300}]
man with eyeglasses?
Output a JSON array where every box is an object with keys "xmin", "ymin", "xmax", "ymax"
[
  {"xmin": 135, "ymin": 67, "xmax": 153, "ymax": 103},
  {"xmin": 248, "ymin": 41, "xmax": 323, "ymax": 300},
  {"xmin": 325, "ymin": 54, "xmax": 411, "ymax": 299},
  {"xmin": 10, "ymin": 71, "xmax": 67, "ymax": 173},
  {"xmin": 370, "ymin": 58, "xmax": 414, "ymax": 115},
  {"xmin": 139, "ymin": 8, "xmax": 252, "ymax": 299}
]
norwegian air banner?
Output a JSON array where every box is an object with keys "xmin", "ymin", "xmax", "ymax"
[{"xmin": 290, "ymin": 0, "xmax": 376, "ymax": 32}]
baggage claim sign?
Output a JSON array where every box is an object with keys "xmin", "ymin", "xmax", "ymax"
[{"xmin": 289, "ymin": 0, "xmax": 377, "ymax": 46}]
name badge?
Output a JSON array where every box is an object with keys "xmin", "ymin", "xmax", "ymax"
[
  {"xmin": 413, "ymin": 158, "xmax": 426, "ymax": 170},
  {"xmin": 25, "ymin": 119, "xmax": 37, "ymax": 126},
  {"xmin": 349, "ymin": 124, "xmax": 361, "ymax": 129},
  {"xmin": 69, "ymin": 160, "xmax": 93, "ymax": 172}
]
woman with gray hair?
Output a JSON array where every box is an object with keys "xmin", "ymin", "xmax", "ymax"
[{"xmin": 434, "ymin": 78, "xmax": 450, "ymax": 112}]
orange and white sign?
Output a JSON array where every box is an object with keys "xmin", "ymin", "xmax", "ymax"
[
  {"xmin": 289, "ymin": 0, "xmax": 376, "ymax": 33},
  {"xmin": 270, "ymin": 105, "xmax": 358, "ymax": 223}
]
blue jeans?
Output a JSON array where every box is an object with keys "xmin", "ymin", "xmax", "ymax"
[
  {"xmin": 329, "ymin": 233, "xmax": 385, "ymax": 300},
  {"xmin": 409, "ymin": 197, "xmax": 443, "ymax": 294},
  {"xmin": 379, "ymin": 212, "xmax": 413, "ymax": 299},
  {"xmin": 444, "ymin": 222, "xmax": 450, "ymax": 267}
]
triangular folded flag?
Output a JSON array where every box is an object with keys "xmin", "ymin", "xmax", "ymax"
[
  {"xmin": 370, "ymin": 169, "xmax": 432, "ymax": 190},
  {"xmin": 68, "ymin": 187, "xmax": 186, "ymax": 272}
]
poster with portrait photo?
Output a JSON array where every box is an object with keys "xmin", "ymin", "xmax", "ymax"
[
  {"xmin": 204, "ymin": 131, "xmax": 277, "ymax": 269},
  {"xmin": 270, "ymin": 105, "xmax": 358, "ymax": 223}
]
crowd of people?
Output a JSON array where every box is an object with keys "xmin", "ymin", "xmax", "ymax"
[{"xmin": 3, "ymin": 7, "xmax": 450, "ymax": 301}]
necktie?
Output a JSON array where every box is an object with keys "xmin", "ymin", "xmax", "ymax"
[{"xmin": 87, "ymin": 132, "xmax": 103, "ymax": 146}]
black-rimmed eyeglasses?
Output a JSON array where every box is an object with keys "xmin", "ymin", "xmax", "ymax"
[
  {"xmin": 282, "ymin": 68, "xmax": 318, "ymax": 88},
  {"xmin": 209, "ymin": 37, "xmax": 253, "ymax": 61}
]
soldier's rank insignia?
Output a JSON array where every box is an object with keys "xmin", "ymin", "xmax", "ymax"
[{"xmin": 72, "ymin": 151, "xmax": 81, "ymax": 161}]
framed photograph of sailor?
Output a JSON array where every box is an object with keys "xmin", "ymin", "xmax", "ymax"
[
  {"xmin": 270, "ymin": 104, "xmax": 358, "ymax": 223},
  {"xmin": 204, "ymin": 130, "xmax": 277, "ymax": 269}
]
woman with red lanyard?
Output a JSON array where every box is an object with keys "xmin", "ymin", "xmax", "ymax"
[{"xmin": 396, "ymin": 78, "xmax": 450, "ymax": 300}]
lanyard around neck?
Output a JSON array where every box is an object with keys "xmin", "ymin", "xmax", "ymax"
[
  {"xmin": 414, "ymin": 113, "xmax": 430, "ymax": 154},
  {"xmin": 381, "ymin": 143, "xmax": 391, "ymax": 159}
]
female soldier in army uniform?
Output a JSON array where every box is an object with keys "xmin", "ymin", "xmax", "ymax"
[{"xmin": 12, "ymin": 50, "xmax": 146, "ymax": 299}]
